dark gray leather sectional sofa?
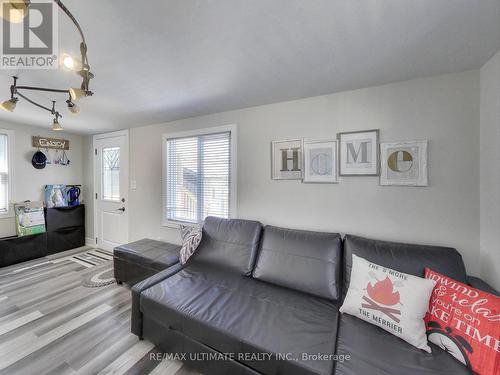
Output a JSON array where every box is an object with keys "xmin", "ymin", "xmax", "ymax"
[{"xmin": 131, "ymin": 217, "xmax": 496, "ymax": 375}]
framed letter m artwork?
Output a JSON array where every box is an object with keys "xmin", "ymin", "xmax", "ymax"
[
  {"xmin": 338, "ymin": 129, "xmax": 379, "ymax": 176},
  {"xmin": 271, "ymin": 139, "xmax": 303, "ymax": 180}
]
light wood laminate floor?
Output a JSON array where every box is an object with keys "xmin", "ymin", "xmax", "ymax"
[{"xmin": 0, "ymin": 247, "xmax": 199, "ymax": 375}]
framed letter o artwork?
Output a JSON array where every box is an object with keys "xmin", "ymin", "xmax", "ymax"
[
  {"xmin": 380, "ymin": 140, "xmax": 428, "ymax": 186},
  {"xmin": 338, "ymin": 129, "xmax": 379, "ymax": 176},
  {"xmin": 303, "ymin": 140, "xmax": 338, "ymax": 183}
]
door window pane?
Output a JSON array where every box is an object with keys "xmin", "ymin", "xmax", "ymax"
[{"xmin": 102, "ymin": 147, "xmax": 120, "ymax": 201}]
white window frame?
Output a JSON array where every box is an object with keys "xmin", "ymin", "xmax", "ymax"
[
  {"xmin": 0, "ymin": 129, "xmax": 14, "ymax": 218},
  {"xmin": 162, "ymin": 124, "xmax": 237, "ymax": 228}
]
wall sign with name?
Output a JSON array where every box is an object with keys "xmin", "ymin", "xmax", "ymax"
[{"xmin": 32, "ymin": 136, "xmax": 69, "ymax": 150}]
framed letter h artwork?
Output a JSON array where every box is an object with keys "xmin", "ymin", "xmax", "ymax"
[
  {"xmin": 271, "ymin": 139, "xmax": 303, "ymax": 180},
  {"xmin": 338, "ymin": 129, "xmax": 379, "ymax": 176}
]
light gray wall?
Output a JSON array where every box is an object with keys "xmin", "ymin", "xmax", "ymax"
[
  {"xmin": 0, "ymin": 121, "xmax": 84, "ymax": 237},
  {"xmin": 116, "ymin": 70, "xmax": 482, "ymax": 277},
  {"xmin": 480, "ymin": 51, "xmax": 500, "ymax": 290}
]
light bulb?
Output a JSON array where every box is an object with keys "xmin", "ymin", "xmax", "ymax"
[
  {"xmin": 0, "ymin": 1, "xmax": 28, "ymax": 24},
  {"xmin": 67, "ymin": 101, "xmax": 80, "ymax": 115},
  {"xmin": 52, "ymin": 118, "xmax": 63, "ymax": 131},
  {"xmin": 63, "ymin": 55, "xmax": 74, "ymax": 70},
  {"xmin": 69, "ymin": 87, "xmax": 86, "ymax": 101},
  {"xmin": 61, "ymin": 54, "xmax": 82, "ymax": 71},
  {"xmin": 0, "ymin": 98, "xmax": 17, "ymax": 112}
]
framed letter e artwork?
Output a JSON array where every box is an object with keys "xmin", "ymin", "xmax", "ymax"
[
  {"xmin": 303, "ymin": 140, "xmax": 338, "ymax": 183},
  {"xmin": 380, "ymin": 140, "xmax": 428, "ymax": 186},
  {"xmin": 271, "ymin": 139, "xmax": 303, "ymax": 180},
  {"xmin": 338, "ymin": 129, "xmax": 379, "ymax": 176}
]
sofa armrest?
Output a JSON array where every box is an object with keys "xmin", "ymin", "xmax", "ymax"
[
  {"xmin": 131, "ymin": 263, "xmax": 183, "ymax": 337},
  {"xmin": 467, "ymin": 276, "xmax": 499, "ymax": 296}
]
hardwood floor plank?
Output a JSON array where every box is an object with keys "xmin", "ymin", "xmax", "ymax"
[
  {"xmin": 148, "ymin": 358, "xmax": 184, "ymax": 375},
  {"xmin": 0, "ymin": 263, "xmax": 83, "ymax": 294},
  {"xmin": 0, "ymin": 261, "xmax": 79, "ymax": 288},
  {"xmin": 65, "ymin": 313, "xmax": 132, "ymax": 370},
  {"xmin": 33, "ymin": 287, "xmax": 128, "ymax": 336},
  {"xmin": 74, "ymin": 334, "xmax": 139, "ymax": 375},
  {"xmin": 0, "ymin": 257, "xmax": 53, "ymax": 276},
  {"xmin": 0, "ymin": 304, "xmax": 112, "ymax": 370},
  {"xmin": 1, "ymin": 306, "xmax": 131, "ymax": 375},
  {"xmin": 0, "ymin": 332, "xmax": 38, "ymax": 363},
  {"xmin": 41, "ymin": 362, "xmax": 76, "ymax": 375},
  {"xmin": 0, "ymin": 310, "xmax": 43, "ymax": 336},
  {"xmin": 0, "ymin": 249, "xmax": 199, "ymax": 375},
  {"xmin": 0, "ymin": 305, "xmax": 19, "ymax": 320},
  {"xmin": 98, "ymin": 340, "xmax": 155, "ymax": 375},
  {"xmin": 0, "ymin": 261, "xmax": 52, "ymax": 277}
]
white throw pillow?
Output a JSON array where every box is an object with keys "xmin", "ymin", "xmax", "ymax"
[
  {"xmin": 340, "ymin": 254, "xmax": 436, "ymax": 352},
  {"xmin": 179, "ymin": 224, "xmax": 202, "ymax": 265}
]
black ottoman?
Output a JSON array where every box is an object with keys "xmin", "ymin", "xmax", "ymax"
[{"xmin": 114, "ymin": 239, "xmax": 180, "ymax": 286}]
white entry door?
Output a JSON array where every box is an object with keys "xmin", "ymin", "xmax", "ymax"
[{"xmin": 93, "ymin": 130, "xmax": 129, "ymax": 251}]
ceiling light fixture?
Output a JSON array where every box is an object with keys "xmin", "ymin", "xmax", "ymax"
[
  {"xmin": 0, "ymin": 0, "xmax": 29, "ymax": 24},
  {"xmin": 66, "ymin": 98, "xmax": 80, "ymax": 115},
  {"xmin": 52, "ymin": 113, "xmax": 63, "ymax": 131},
  {"xmin": 0, "ymin": 0, "xmax": 94, "ymax": 131},
  {"xmin": 69, "ymin": 87, "xmax": 86, "ymax": 101},
  {"xmin": 0, "ymin": 97, "xmax": 18, "ymax": 112}
]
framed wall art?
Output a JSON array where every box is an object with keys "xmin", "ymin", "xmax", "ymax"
[
  {"xmin": 271, "ymin": 139, "xmax": 303, "ymax": 180},
  {"xmin": 303, "ymin": 140, "xmax": 338, "ymax": 183},
  {"xmin": 380, "ymin": 140, "xmax": 428, "ymax": 186},
  {"xmin": 338, "ymin": 129, "xmax": 379, "ymax": 176}
]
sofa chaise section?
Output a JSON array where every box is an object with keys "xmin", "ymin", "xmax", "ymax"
[
  {"xmin": 132, "ymin": 217, "xmax": 343, "ymax": 375},
  {"xmin": 140, "ymin": 262, "xmax": 339, "ymax": 375}
]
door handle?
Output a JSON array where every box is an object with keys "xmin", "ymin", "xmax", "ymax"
[{"xmin": 116, "ymin": 207, "xmax": 125, "ymax": 212}]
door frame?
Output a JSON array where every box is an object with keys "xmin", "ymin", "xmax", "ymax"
[{"xmin": 92, "ymin": 129, "xmax": 130, "ymax": 249}]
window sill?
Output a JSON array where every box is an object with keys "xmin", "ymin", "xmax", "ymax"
[
  {"xmin": 162, "ymin": 220, "xmax": 200, "ymax": 229},
  {"xmin": 0, "ymin": 212, "xmax": 14, "ymax": 219}
]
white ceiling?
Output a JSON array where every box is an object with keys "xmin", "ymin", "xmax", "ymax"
[{"xmin": 0, "ymin": 0, "xmax": 499, "ymax": 135}]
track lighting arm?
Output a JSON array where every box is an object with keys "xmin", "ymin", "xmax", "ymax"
[
  {"xmin": 16, "ymin": 91, "xmax": 61, "ymax": 119},
  {"xmin": 15, "ymin": 85, "xmax": 70, "ymax": 94},
  {"xmin": 54, "ymin": 0, "xmax": 86, "ymax": 45}
]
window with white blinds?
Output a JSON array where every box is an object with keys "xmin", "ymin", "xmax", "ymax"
[
  {"xmin": 0, "ymin": 133, "xmax": 10, "ymax": 214},
  {"xmin": 164, "ymin": 127, "xmax": 235, "ymax": 224}
]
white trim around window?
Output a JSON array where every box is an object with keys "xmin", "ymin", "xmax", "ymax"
[
  {"xmin": 162, "ymin": 124, "xmax": 237, "ymax": 228},
  {"xmin": 0, "ymin": 129, "xmax": 14, "ymax": 218}
]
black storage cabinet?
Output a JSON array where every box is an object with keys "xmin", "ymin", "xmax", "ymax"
[
  {"xmin": 46, "ymin": 205, "xmax": 85, "ymax": 255},
  {"xmin": 0, "ymin": 204, "xmax": 85, "ymax": 267},
  {"xmin": 0, "ymin": 233, "xmax": 47, "ymax": 267}
]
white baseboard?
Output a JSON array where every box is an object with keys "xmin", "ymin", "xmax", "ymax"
[{"xmin": 85, "ymin": 237, "xmax": 96, "ymax": 247}]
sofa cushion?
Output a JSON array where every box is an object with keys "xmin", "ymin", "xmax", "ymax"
[
  {"xmin": 179, "ymin": 224, "xmax": 202, "ymax": 264},
  {"xmin": 343, "ymin": 235, "xmax": 467, "ymax": 296},
  {"xmin": 140, "ymin": 262, "xmax": 339, "ymax": 375},
  {"xmin": 190, "ymin": 216, "xmax": 262, "ymax": 275},
  {"xmin": 335, "ymin": 314, "xmax": 472, "ymax": 375},
  {"xmin": 253, "ymin": 226, "xmax": 342, "ymax": 301},
  {"xmin": 340, "ymin": 254, "xmax": 436, "ymax": 353}
]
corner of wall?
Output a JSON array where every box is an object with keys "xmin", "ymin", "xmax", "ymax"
[{"xmin": 479, "ymin": 50, "xmax": 500, "ymax": 290}]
